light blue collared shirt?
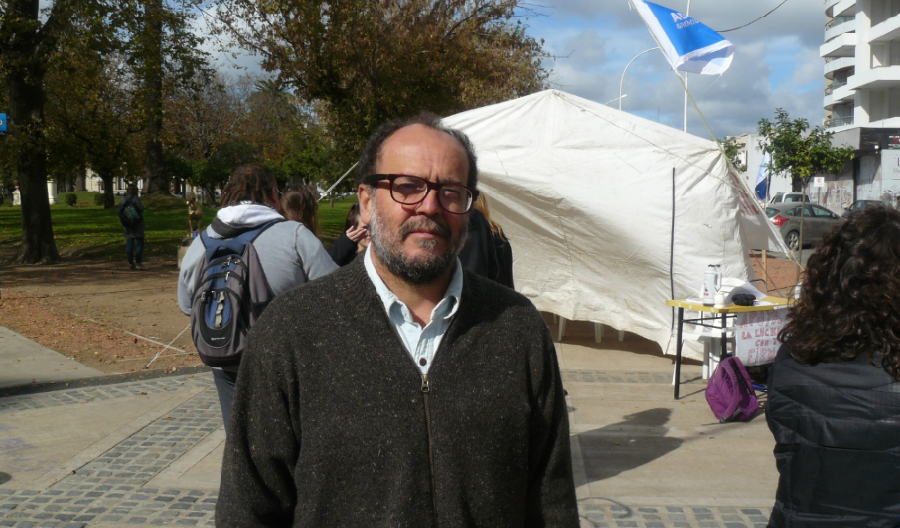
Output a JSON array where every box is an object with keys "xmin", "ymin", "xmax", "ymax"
[{"xmin": 364, "ymin": 247, "xmax": 463, "ymax": 375}]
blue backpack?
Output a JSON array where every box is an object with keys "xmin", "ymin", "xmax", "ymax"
[{"xmin": 189, "ymin": 221, "xmax": 279, "ymax": 367}]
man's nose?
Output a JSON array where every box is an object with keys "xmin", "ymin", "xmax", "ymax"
[{"xmin": 414, "ymin": 187, "xmax": 442, "ymax": 215}]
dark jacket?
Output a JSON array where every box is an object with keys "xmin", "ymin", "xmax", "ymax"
[
  {"xmin": 118, "ymin": 192, "xmax": 145, "ymax": 239},
  {"xmin": 766, "ymin": 345, "xmax": 900, "ymax": 528},
  {"xmin": 326, "ymin": 230, "xmax": 359, "ymax": 267},
  {"xmin": 458, "ymin": 209, "xmax": 514, "ymax": 289},
  {"xmin": 216, "ymin": 257, "xmax": 578, "ymax": 527}
]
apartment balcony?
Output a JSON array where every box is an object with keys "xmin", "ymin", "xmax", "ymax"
[
  {"xmin": 825, "ymin": 115, "xmax": 854, "ymax": 128},
  {"xmin": 825, "ymin": 56, "xmax": 854, "ymax": 79},
  {"xmin": 820, "ymin": 32, "xmax": 856, "ymax": 58},
  {"xmin": 825, "ymin": 17, "xmax": 855, "ymax": 42},
  {"xmin": 823, "ymin": 82, "xmax": 855, "ymax": 109},
  {"xmin": 847, "ymin": 65, "xmax": 900, "ymax": 90},
  {"xmin": 825, "ymin": 0, "xmax": 843, "ymax": 16},
  {"xmin": 869, "ymin": 14, "xmax": 900, "ymax": 43}
]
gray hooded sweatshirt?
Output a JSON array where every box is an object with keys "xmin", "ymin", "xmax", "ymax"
[{"xmin": 178, "ymin": 203, "xmax": 338, "ymax": 317}]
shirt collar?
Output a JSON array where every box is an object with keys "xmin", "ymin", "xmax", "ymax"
[{"xmin": 364, "ymin": 246, "xmax": 463, "ymax": 324}]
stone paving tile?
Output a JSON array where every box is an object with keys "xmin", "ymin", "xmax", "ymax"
[
  {"xmin": 578, "ymin": 504, "xmax": 773, "ymax": 528},
  {"xmin": 562, "ymin": 369, "xmax": 703, "ymax": 385},
  {"xmin": 0, "ymin": 375, "xmax": 212, "ymax": 414}
]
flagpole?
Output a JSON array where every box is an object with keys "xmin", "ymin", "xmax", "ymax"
[{"xmin": 683, "ymin": 0, "xmax": 691, "ymax": 132}]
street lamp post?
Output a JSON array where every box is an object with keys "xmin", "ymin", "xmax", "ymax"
[{"xmin": 619, "ymin": 47, "xmax": 660, "ymax": 112}]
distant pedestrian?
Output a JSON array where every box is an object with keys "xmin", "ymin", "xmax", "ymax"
[
  {"xmin": 178, "ymin": 164, "xmax": 337, "ymax": 435},
  {"xmin": 277, "ymin": 185, "xmax": 320, "ymax": 236},
  {"xmin": 216, "ymin": 113, "xmax": 577, "ymax": 527},
  {"xmin": 767, "ymin": 204, "xmax": 900, "ymax": 527},
  {"xmin": 118, "ymin": 184, "xmax": 145, "ymax": 270}
]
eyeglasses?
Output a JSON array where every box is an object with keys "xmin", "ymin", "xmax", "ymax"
[{"xmin": 363, "ymin": 174, "xmax": 478, "ymax": 214}]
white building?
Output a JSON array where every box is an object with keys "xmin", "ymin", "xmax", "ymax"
[{"xmin": 823, "ymin": 0, "xmax": 900, "ymax": 208}]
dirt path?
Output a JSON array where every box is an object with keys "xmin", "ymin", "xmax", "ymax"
[
  {"xmin": 0, "ymin": 253, "xmax": 200, "ymax": 375},
  {"xmin": 0, "ymin": 245, "xmax": 803, "ymax": 378}
]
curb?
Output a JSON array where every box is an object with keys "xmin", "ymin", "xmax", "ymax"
[{"xmin": 0, "ymin": 365, "xmax": 212, "ymax": 398}]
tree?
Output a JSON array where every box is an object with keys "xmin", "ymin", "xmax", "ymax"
[
  {"xmin": 208, "ymin": 0, "xmax": 548, "ymax": 166},
  {"xmin": 117, "ymin": 0, "xmax": 208, "ymax": 195},
  {"xmin": 757, "ymin": 109, "xmax": 852, "ymax": 193},
  {"xmin": 45, "ymin": 50, "xmax": 142, "ymax": 208},
  {"xmin": 757, "ymin": 108, "xmax": 854, "ymax": 262},
  {"xmin": 719, "ymin": 137, "xmax": 747, "ymax": 173},
  {"xmin": 0, "ymin": 0, "xmax": 112, "ymax": 263},
  {"xmin": 165, "ymin": 70, "xmax": 245, "ymax": 204}
]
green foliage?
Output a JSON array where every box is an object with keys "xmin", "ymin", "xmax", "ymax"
[
  {"xmin": 211, "ymin": 0, "xmax": 549, "ymax": 153},
  {"xmin": 93, "ymin": 194, "xmax": 105, "ymax": 206},
  {"xmin": 719, "ymin": 137, "xmax": 747, "ymax": 173},
  {"xmin": 0, "ymin": 195, "xmax": 5, "ymax": 206},
  {"xmin": 757, "ymin": 108, "xmax": 854, "ymax": 190},
  {"xmin": 66, "ymin": 193, "xmax": 78, "ymax": 206}
]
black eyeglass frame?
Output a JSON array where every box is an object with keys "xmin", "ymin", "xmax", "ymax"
[{"xmin": 362, "ymin": 173, "xmax": 479, "ymax": 215}]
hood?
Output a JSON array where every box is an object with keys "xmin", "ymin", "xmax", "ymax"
[{"xmin": 209, "ymin": 203, "xmax": 284, "ymax": 238}]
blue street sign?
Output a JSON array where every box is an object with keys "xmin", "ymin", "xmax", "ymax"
[{"xmin": 0, "ymin": 114, "xmax": 6, "ymax": 133}]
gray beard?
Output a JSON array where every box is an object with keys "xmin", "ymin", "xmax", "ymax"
[{"xmin": 368, "ymin": 201, "xmax": 468, "ymax": 285}]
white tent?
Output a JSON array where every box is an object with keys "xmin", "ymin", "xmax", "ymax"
[{"xmin": 443, "ymin": 89, "xmax": 786, "ymax": 359}]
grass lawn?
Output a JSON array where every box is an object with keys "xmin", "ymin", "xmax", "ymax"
[{"xmin": 0, "ymin": 192, "xmax": 358, "ymax": 260}]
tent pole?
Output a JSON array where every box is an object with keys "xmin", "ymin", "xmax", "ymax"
[{"xmin": 670, "ymin": 166, "xmax": 676, "ymax": 334}]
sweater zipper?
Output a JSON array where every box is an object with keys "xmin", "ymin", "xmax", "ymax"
[
  {"xmin": 376, "ymin": 300, "xmax": 458, "ymax": 526},
  {"xmin": 421, "ymin": 374, "xmax": 438, "ymax": 522}
]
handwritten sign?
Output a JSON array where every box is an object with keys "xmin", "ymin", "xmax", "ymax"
[{"xmin": 735, "ymin": 308, "xmax": 788, "ymax": 366}]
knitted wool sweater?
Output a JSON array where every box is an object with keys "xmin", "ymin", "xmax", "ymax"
[{"xmin": 216, "ymin": 256, "xmax": 578, "ymax": 527}]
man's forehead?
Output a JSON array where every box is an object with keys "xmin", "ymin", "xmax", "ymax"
[{"xmin": 377, "ymin": 125, "xmax": 468, "ymax": 174}]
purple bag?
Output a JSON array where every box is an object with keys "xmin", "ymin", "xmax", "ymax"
[{"xmin": 705, "ymin": 356, "xmax": 759, "ymax": 422}]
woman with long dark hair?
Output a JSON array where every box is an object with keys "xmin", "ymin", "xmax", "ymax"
[{"xmin": 767, "ymin": 204, "xmax": 900, "ymax": 527}]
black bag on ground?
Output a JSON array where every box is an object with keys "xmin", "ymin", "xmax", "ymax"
[{"xmin": 190, "ymin": 221, "xmax": 279, "ymax": 367}]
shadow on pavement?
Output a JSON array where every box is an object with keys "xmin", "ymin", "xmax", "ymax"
[
  {"xmin": 0, "ymin": 472, "xmax": 10, "ymax": 485},
  {"xmin": 577, "ymin": 408, "xmax": 683, "ymax": 484}
]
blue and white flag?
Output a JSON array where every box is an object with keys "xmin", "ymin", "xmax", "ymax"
[
  {"xmin": 756, "ymin": 151, "xmax": 771, "ymax": 201},
  {"xmin": 632, "ymin": 1, "xmax": 734, "ymax": 75}
]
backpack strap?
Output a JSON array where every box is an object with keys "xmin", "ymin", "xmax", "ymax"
[{"xmin": 200, "ymin": 220, "xmax": 282, "ymax": 262}]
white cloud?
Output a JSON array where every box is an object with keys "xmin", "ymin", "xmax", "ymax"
[{"xmin": 527, "ymin": 0, "xmax": 829, "ymax": 137}]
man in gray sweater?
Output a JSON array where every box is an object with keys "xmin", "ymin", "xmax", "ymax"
[{"xmin": 217, "ymin": 115, "xmax": 578, "ymax": 526}]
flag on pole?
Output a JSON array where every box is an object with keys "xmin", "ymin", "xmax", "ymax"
[
  {"xmin": 631, "ymin": 1, "xmax": 734, "ymax": 75},
  {"xmin": 756, "ymin": 151, "xmax": 771, "ymax": 202}
]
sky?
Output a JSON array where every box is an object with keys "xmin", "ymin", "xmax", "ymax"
[
  {"xmin": 519, "ymin": 0, "xmax": 826, "ymax": 139},
  {"xmin": 34, "ymin": 0, "xmax": 823, "ymax": 142}
]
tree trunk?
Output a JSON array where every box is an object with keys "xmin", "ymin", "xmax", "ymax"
[
  {"xmin": 6, "ymin": 6, "xmax": 61, "ymax": 264},
  {"xmin": 792, "ymin": 176, "xmax": 802, "ymax": 192},
  {"xmin": 76, "ymin": 169, "xmax": 86, "ymax": 192},
  {"xmin": 99, "ymin": 170, "xmax": 116, "ymax": 208},
  {"xmin": 204, "ymin": 184, "xmax": 216, "ymax": 207},
  {"xmin": 142, "ymin": 0, "xmax": 169, "ymax": 195}
]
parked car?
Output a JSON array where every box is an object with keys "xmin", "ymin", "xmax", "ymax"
[
  {"xmin": 766, "ymin": 202, "xmax": 842, "ymax": 251},
  {"xmin": 841, "ymin": 199, "xmax": 883, "ymax": 218},
  {"xmin": 768, "ymin": 192, "xmax": 811, "ymax": 205}
]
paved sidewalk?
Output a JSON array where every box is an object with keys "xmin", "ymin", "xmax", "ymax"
[{"xmin": 0, "ymin": 320, "xmax": 776, "ymax": 527}]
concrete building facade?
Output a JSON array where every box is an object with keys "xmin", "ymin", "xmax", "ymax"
[{"xmin": 821, "ymin": 0, "xmax": 900, "ymax": 209}]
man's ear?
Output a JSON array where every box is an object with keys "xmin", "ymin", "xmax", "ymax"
[{"xmin": 358, "ymin": 185, "xmax": 373, "ymax": 225}]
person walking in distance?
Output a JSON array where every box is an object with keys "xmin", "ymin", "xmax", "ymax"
[
  {"xmin": 118, "ymin": 183, "xmax": 145, "ymax": 270},
  {"xmin": 216, "ymin": 114, "xmax": 578, "ymax": 527},
  {"xmin": 178, "ymin": 164, "xmax": 337, "ymax": 435}
]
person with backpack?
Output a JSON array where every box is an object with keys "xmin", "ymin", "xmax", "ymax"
[
  {"xmin": 118, "ymin": 184, "xmax": 145, "ymax": 270},
  {"xmin": 178, "ymin": 163, "xmax": 337, "ymax": 433}
]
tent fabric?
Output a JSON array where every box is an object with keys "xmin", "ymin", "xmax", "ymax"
[{"xmin": 443, "ymin": 89, "xmax": 785, "ymax": 360}]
